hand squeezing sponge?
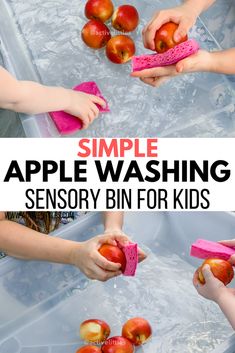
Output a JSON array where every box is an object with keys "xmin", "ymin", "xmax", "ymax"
[
  {"xmin": 49, "ymin": 81, "xmax": 109, "ymax": 135},
  {"xmin": 118, "ymin": 242, "xmax": 138, "ymax": 276},
  {"xmin": 190, "ymin": 239, "xmax": 235, "ymax": 261},
  {"xmin": 132, "ymin": 39, "xmax": 200, "ymax": 72}
]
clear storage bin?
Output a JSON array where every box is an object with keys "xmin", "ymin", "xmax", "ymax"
[{"xmin": 0, "ymin": 212, "xmax": 235, "ymax": 352}]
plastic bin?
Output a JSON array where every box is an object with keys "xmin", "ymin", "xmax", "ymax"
[
  {"xmin": 0, "ymin": 0, "xmax": 234, "ymax": 137},
  {"xmin": 0, "ymin": 211, "xmax": 235, "ymax": 353}
]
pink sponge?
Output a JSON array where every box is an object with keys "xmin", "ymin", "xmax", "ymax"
[
  {"xmin": 118, "ymin": 242, "xmax": 138, "ymax": 276},
  {"xmin": 132, "ymin": 39, "xmax": 200, "ymax": 72},
  {"xmin": 49, "ymin": 81, "xmax": 110, "ymax": 135},
  {"xmin": 190, "ymin": 239, "xmax": 235, "ymax": 261}
]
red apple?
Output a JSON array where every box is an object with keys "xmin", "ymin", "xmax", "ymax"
[
  {"xmin": 101, "ymin": 336, "xmax": 134, "ymax": 353},
  {"xmin": 112, "ymin": 5, "xmax": 139, "ymax": 33},
  {"xmin": 81, "ymin": 20, "xmax": 111, "ymax": 49},
  {"xmin": 85, "ymin": 0, "xmax": 114, "ymax": 23},
  {"xmin": 99, "ymin": 244, "xmax": 126, "ymax": 271},
  {"xmin": 154, "ymin": 22, "xmax": 188, "ymax": 53},
  {"xmin": 106, "ymin": 35, "xmax": 136, "ymax": 64},
  {"xmin": 197, "ymin": 258, "xmax": 234, "ymax": 286},
  {"xmin": 122, "ymin": 317, "xmax": 152, "ymax": 346},
  {"xmin": 80, "ymin": 319, "xmax": 111, "ymax": 343},
  {"xmin": 76, "ymin": 346, "xmax": 102, "ymax": 353}
]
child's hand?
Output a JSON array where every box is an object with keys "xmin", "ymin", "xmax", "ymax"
[
  {"xmin": 219, "ymin": 239, "xmax": 235, "ymax": 266},
  {"xmin": 65, "ymin": 90, "xmax": 106, "ymax": 130},
  {"xmin": 70, "ymin": 233, "xmax": 129, "ymax": 281},
  {"xmin": 104, "ymin": 229, "xmax": 147, "ymax": 263},
  {"xmin": 131, "ymin": 50, "xmax": 213, "ymax": 87},
  {"xmin": 142, "ymin": 4, "xmax": 198, "ymax": 51},
  {"xmin": 193, "ymin": 264, "xmax": 228, "ymax": 302}
]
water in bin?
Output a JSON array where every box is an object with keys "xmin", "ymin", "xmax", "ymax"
[{"xmin": 0, "ymin": 213, "xmax": 234, "ymax": 353}]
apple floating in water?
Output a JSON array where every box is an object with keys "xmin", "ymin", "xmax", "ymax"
[
  {"xmin": 80, "ymin": 319, "xmax": 111, "ymax": 344},
  {"xmin": 85, "ymin": 0, "xmax": 114, "ymax": 23},
  {"xmin": 122, "ymin": 317, "xmax": 152, "ymax": 346},
  {"xmin": 76, "ymin": 346, "xmax": 102, "ymax": 353},
  {"xmin": 81, "ymin": 20, "xmax": 111, "ymax": 49},
  {"xmin": 106, "ymin": 35, "xmax": 136, "ymax": 64},
  {"xmin": 112, "ymin": 5, "xmax": 139, "ymax": 33}
]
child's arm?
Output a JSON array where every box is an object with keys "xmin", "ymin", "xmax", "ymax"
[
  {"xmin": 217, "ymin": 289, "xmax": 235, "ymax": 330},
  {"xmin": 143, "ymin": 0, "xmax": 215, "ymax": 50},
  {"xmin": 193, "ymin": 265, "xmax": 235, "ymax": 330},
  {"xmin": 103, "ymin": 211, "xmax": 124, "ymax": 234},
  {"xmin": 0, "ymin": 66, "xmax": 106, "ymax": 129},
  {"xmin": 0, "ymin": 213, "xmax": 125, "ymax": 281},
  {"xmin": 131, "ymin": 48, "xmax": 235, "ymax": 87},
  {"xmin": 178, "ymin": 48, "xmax": 235, "ymax": 75},
  {"xmin": 103, "ymin": 211, "xmax": 147, "ymax": 262}
]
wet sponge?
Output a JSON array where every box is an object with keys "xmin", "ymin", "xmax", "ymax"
[
  {"xmin": 121, "ymin": 242, "xmax": 138, "ymax": 276},
  {"xmin": 49, "ymin": 81, "xmax": 109, "ymax": 135},
  {"xmin": 190, "ymin": 239, "xmax": 235, "ymax": 261},
  {"xmin": 132, "ymin": 39, "xmax": 200, "ymax": 72}
]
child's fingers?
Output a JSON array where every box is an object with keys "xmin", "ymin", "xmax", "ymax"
[
  {"xmin": 174, "ymin": 18, "xmax": 192, "ymax": 42},
  {"xmin": 99, "ymin": 233, "xmax": 129, "ymax": 244},
  {"xmin": 140, "ymin": 77, "xmax": 157, "ymax": 86},
  {"xmin": 193, "ymin": 270, "xmax": 201, "ymax": 287},
  {"xmin": 88, "ymin": 111, "xmax": 96, "ymax": 123},
  {"xmin": 142, "ymin": 23, "xmax": 157, "ymax": 50},
  {"xmin": 143, "ymin": 12, "xmax": 172, "ymax": 50},
  {"xmin": 131, "ymin": 69, "xmax": 149, "ymax": 78},
  {"xmin": 90, "ymin": 103, "xmax": 100, "ymax": 119},
  {"xmin": 113, "ymin": 234, "xmax": 130, "ymax": 245},
  {"xmin": 90, "ymin": 266, "xmax": 121, "ymax": 281},
  {"xmin": 176, "ymin": 51, "xmax": 206, "ymax": 73},
  {"xmin": 131, "ymin": 65, "xmax": 177, "ymax": 79},
  {"xmin": 95, "ymin": 252, "xmax": 121, "ymax": 272},
  {"xmin": 97, "ymin": 234, "xmax": 117, "ymax": 246},
  {"xmin": 89, "ymin": 95, "xmax": 106, "ymax": 108},
  {"xmin": 176, "ymin": 56, "xmax": 196, "ymax": 73},
  {"xmin": 101, "ymin": 270, "xmax": 122, "ymax": 281},
  {"xmin": 218, "ymin": 239, "xmax": 235, "ymax": 247},
  {"xmin": 81, "ymin": 117, "xmax": 90, "ymax": 130},
  {"xmin": 140, "ymin": 76, "xmax": 169, "ymax": 88},
  {"xmin": 229, "ymin": 254, "xmax": 235, "ymax": 265},
  {"xmin": 138, "ymin": 247, "xmax": 147, "ymax": 262},
  {"xmin": 77, "ymin": 111, "xmax": 89, "ymax": 129},
  {"xmin": 201, "ymin": 264, "xmax": 215, "ymax": 282},
  {"xmin": 151, "ymin": 76, "xmax": 170, "ymax": 88}
]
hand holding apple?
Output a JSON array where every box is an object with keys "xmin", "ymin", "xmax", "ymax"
[
  {"xmin": 193, "ymin": 264, "xmax": 232, "ymax": 303},
  {"xmin": 85, "ymin": 0, "xmax": 114, "ymax": 23},
  {"xmin": 131, "ymin": 50, "xmax": 214, "ymax": 87},
  {"xmin": 142, "ymin": 4, "xmax": 198, "ymax": 51},
  {"xmin": 154, "ymin": 22, "xmax": 188, "ymax": 53},
  {"xmin": 99, "ymin": 244, "xmax": 126, "ymax": 272},
  {"xmin": 197, "ymin": 259, "xmax": 234, "ymax": 286},
  {"xmin": 219, "ymin": 239, "xmax": 235, "ymax": 266},
  {"xmin": 82, "ymin": 20, "xmax": 111, "ymax": 49},
  {"xmin": 106, "ymin": 35, "xmax": 136, "ymax": 64},
  {"xmin": 70, "ymin": 234, "xmax": 125, "ymax": 282},
  {"xmin": 112, "ymin": 5, "xmax": 139, "ymax": 33}
]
